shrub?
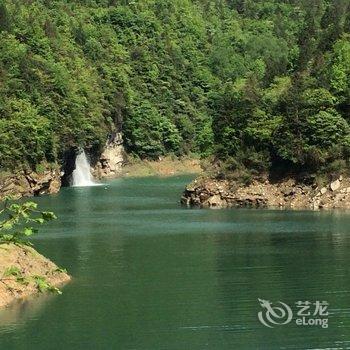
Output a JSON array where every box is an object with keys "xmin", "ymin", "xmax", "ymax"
[{"xmin": 0, "ymin": 198, "xmax": 56, "ymax": 246}]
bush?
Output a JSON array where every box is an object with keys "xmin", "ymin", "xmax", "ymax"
[
  {"xmin": 123, "ymin": 101, "xmax": 182, "ymax": 159},
  {"xmin": 306, "ymin": 110, "xmax": 350, "ymax": 150},
  {"xmin": 0, "ymin": 199, "xmax": 56, "ymax": 246},
  {"xmin": 0, "ymin": 99, "xmax": 54, "ymax": 169}
]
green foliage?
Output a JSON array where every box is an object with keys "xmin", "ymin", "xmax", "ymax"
[
  {"xmin": 210, "ymin": 1, "xmax": 350, "ymax": 175},
  {"xmin": 54, "ymin": 267, "xmax": 67, "ymax": 274},
  {"xmin": 273, "ymin": 109, "xmax": 350, "ymax": 169},
  {"xmin": 0, "ymin": 267, "xmax": 62, "ymax": 294},
  {"xmin": 306, "ymin": 111, "xmax": 350, "ymax": 150},
  {"xmin": 330, "ymin": 37, "xmax": 350, "ymax": 96},
  {"xmin": 3, "ymin": 266, "xmax": 29, "ymax": 285},
  {"xmin": 0, "ymin": 0, "xmax": 349, "ymax": 177},
  {"xmin": 32, "ymin": 275, "xmax": 62, "ymax": 294},
  {"xmin": 0, "ymin": 99, "xmax": 54, "ymax": 168},
  {"xmin": 0, "ymin": 198, "xmax": 57, "ymax": 246},
  {"xmin": 123, "ymin": 101, "xmax": 182, "ymax": 159},
  {"xmin": 3, "ymin": 266, "xmax": 21, "ymax": 277}
]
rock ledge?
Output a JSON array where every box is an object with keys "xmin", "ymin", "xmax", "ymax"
[{"xmin": 181, "ymin": 176, "xmax": 350, "ymax": 210}]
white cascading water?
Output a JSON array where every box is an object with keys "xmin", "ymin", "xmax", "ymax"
[{"xmin": 72, "ymin": 150, "xmax": 97, "ymax": 187}]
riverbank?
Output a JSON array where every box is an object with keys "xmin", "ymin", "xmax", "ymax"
[
  {"xmin": 120, "ymin": 156, "xmax": 202, "ymax": 177},
  {"xmin": 0, "ymin": 155, "xmax": 202, "ymax": 200},
  {"xmin": 182, "ymin": 175, "xmax": 350, "ymax": 210},
  {"xmin": 0, "ymin": 244, "xmax": 70, "ymax": 308}
]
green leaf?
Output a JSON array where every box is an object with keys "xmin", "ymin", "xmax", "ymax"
[
  {"xmin": 3, "ymin": 266, "xmax": 21, "ymax": 277},
  {"xmin": 23, "ymin": 227, "xmax": 34, "ymax": 236},
  {"xmin": 42, "ymin": 212, "xmax": 57, "ymax": 221},
  {"xmin": 0, "ymin": 200, "xmax": 56, "ymax": 246},
  {"xmin": 1, "ymin": 221, "xmax": 13, "ymax": 230}
]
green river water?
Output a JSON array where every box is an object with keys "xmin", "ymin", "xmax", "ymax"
[{"xmin": 0, "ymin": 175, "xmax": 350, "ymax": 349}]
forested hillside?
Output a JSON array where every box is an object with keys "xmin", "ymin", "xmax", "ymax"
[{"xmin": 0, "ymin": 0, "xmax": 349, "ymax": 178}]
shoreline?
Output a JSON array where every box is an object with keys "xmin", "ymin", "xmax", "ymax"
[
  {"xmin": 181, "ymin": 175, "xmax": 350, "ymax": 210},
  {"xmin": 0, "ymin": 244, "xmax": 70, "ymax": 308},
  {"xmin": 119, "ymin": 156, "xmax": 202, "ymax": 178},
  {"xmin": 0, "ymin": 156, "xmax": 202, "ymax": 200},
  {"xmin": 0, "ymin": 157, "xmax": 200, "ymax": 308}
]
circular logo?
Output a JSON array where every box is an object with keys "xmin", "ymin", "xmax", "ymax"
[{"xmin": 258, "ymin": 298, "xmax": 293, "ymax": 328}]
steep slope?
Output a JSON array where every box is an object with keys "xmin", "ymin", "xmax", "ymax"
[{"xmin": 0, "ymin": 0, "xmax": 349, "ymax": 182}]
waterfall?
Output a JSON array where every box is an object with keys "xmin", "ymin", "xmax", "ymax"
[{"xmin": 72, "ymin": 150, "xmax": 97, "ymax": 187}]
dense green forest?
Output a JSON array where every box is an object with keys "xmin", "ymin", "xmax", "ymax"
[{"xmin": 0, "ymin": 0, "xmax": 349, "ymax": 179}]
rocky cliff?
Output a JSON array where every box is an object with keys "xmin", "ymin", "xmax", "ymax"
[
  {"xmin": 93, "ymin": 132, "xmax": 125, "ymax": 179},
  {"xmin": 0, "ymin": 132, "xmax": 125, "ymax": 198},
  {"xmin": 182, "ymin": 175, "xmax": 350, "ymax": 210},
  {"xmin": 0, "ymin": 167, "xmax": 61, "ymax": 200}
]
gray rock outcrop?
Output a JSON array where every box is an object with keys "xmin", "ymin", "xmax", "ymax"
[{"xmin": 94, "ymin": 132, "xmax": 125, "ymax": 178}]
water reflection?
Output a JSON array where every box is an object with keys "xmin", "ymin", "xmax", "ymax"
[{"xmin": 0, "ymin": 176, "xmax": 349, "ymax": 349}]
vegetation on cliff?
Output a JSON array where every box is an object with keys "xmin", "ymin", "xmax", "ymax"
[{"xmin": 0, "ymin": 0, "xmax": 349, "ymax": 179}]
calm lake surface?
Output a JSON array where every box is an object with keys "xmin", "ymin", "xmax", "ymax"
[{"xmin": 0, "ymin": 175, "xmax": 350, "ymax": 349}]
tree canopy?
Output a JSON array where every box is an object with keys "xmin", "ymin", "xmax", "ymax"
[{"xmin": 0, "ymin": 0, "xmax": 349, "ymax": 177}]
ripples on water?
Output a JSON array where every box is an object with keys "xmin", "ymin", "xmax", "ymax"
[{"xmin": 0, "ymin": 176, "xmax": 349, "ymax": 349}]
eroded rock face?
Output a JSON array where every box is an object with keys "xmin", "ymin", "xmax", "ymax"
[
  {"xmin": 94, "ymin": 132, "xmax": 125, "ymax": 179},
  {"xmin": 0, "ymin": 168, "xmax": 61, "ymax": 200},
  {"xmin": 182, "ymin": 176, "xmax": 350, "ymax": 210}
]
